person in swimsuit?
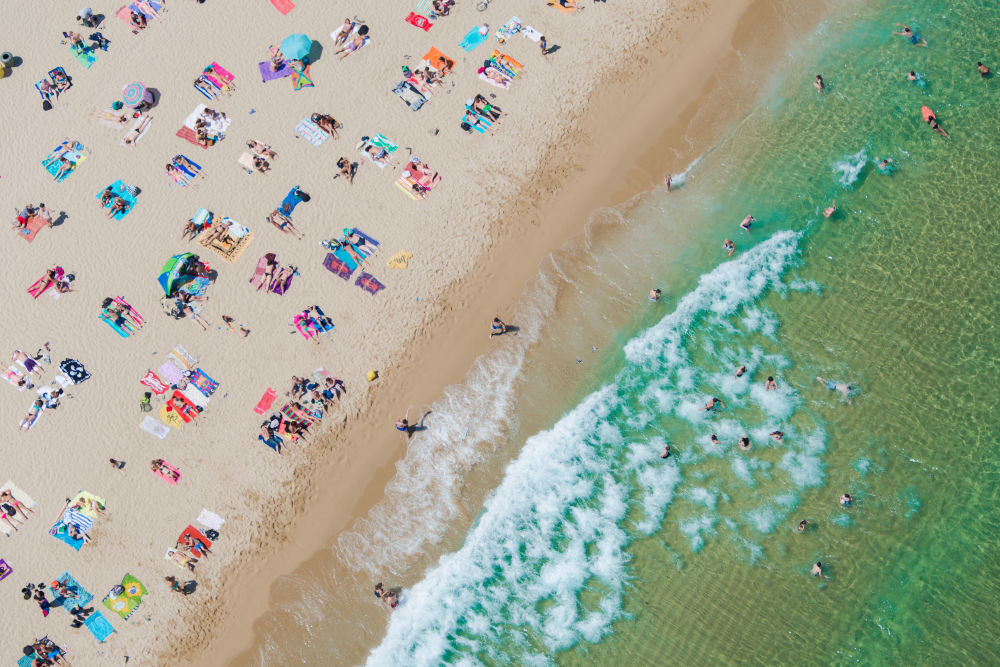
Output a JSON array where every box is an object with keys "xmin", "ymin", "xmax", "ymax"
[
  {"xmin": 840, "ymin": 493, "xmax": 852, "ymax": 507},
  {"xmin": 335, "ymin": 158, "xmax": 354, "ymax": 184},
  {"xmin": 333, "ymin": 19, "xmax": 354, "ymax": 47},
  {"xmin": 797, "ymin": 519, "xmax": 808, "ymax": 532},
  {"xmin": 106, "ymin": 197, "xmax": 129, "ymax": 218},
  {"xmin": 926, "ymin": 115, "xmax": 951, "ymax": 139},
  {"xmin": 739, "ymin": 214, "xmax": 756, "ymax": 231},
  {"xmin": 710, "ymin": 434, "xmax": 720, "ymax": 446},
  {"xmin": 823, "ymin": 200, "xmax": 836, "ymax": 218},
  {"xmin": 165, "ymin": 576, "xmax": 190, "ymax": 595},
  {"xmin": 977, "ymin": 61, "xmax": 991, "ymax": 78},
  {"xmin": 735, "ymin": 365, "xmax": 747, "ymax": 378},
  {"xmin": 336, "ymin": 32, "xmax": 367, "ymax": 59},
  {"xmin": 248, "ymin": 140, "xmax": 277, "ymax": 159},
  {"xmin": 374, "ymin": 582, "xmax": 384, "ymax": 599},
  {"xmin": 702, "ymin": 397, "xmax": 725, "ymax": 411},
  {"xmin": 738, "ymin": 436, "xmax": 751, "ymax": 451},
  {"xmin": 766, "ymin": 376, "xmax": 778, "ymax": 391},
  {"xmin": 723, "ymin": 238, "xmax": 735, "ymax": 255},
  {"xmin": 267, "ymin": 210, "xmax": 303, "ymax": 239},
  {"xmin": 490, "ymin": 317, "xmax": 507, "ymax": 338},
  {"xmin": 151, "ymin": 459, "xmax": 180, "ymax": 482},
  {"xmin": 811, "ymin": 562, "xmax": 830, "ymax": 579},
  {"xmin": 12, "ymin": 350, "xmax": 43, "ymax": 377},
  {"xmin": 649, "ymin": 289, "xmax": 661, "ymax": 302},
  {"xmin": 814, "ymin": 74, "xmax": 824, "ymax": 92},
  {"xmin": 166, "ymin": 549, "xmax": 198, "ymax": 571},
  {"xmin": 907, "ymin": 70, "xmax": 918, "ymax": 82},
  {"xmin": 770, "ymin": 430, "xmax": 784, "ymax": 442},
  {"xmin": 53, "ymin": 157, "xmax": 74, "ymax": 181},
  {"xmin": 383, "ymin": 590, "xmax": 399, "ymax": 608},
  {"xmin": 659, "ymin": 443, "xmax": 671, "ymax": 459},
  {"xmin": 893, "ymin": 24, "xmax": 926, "ymax": 46},
  {"xmin": 395, "ymin": 409, "xmax": 412, "ymax": 438},
  {"xmin": 816, "ymin": 376, "xmax": 855, "ymax": 403}
]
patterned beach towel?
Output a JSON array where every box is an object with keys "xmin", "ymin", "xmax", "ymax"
[
  {"xmin": 355, "ymin": 272, "xmax": 385, "ymax": 295},
  {"xmin": 103, "ymin": 573, "xmax": 146, "ymax": 620},
  {"xmin": 323, "ymin": 253, "xmax": 353, "ymax": 280},
  {"xmin": 295, "ymin": 118, "xmax": 329, "ymax": 147}
]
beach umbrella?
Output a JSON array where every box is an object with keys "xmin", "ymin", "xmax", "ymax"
[
  {"xmin": 280, "ymin": 33, "xmax": 312, "ymax": 60},
  {"xmin": 157, "ymin": 253, "xmax": 193, "ymax": 296},
  {"xmin": 122, "ymin": 82, "xmax": 146, "ymax": 108}
]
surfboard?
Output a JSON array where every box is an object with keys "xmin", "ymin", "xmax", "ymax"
[{"xmin": 921, "ymin": 105, "xmax": 935, "ymax": 122}]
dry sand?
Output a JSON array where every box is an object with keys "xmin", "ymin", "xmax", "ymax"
[{"xmin": 0, "ymin": 0, "xmax": 832, "ymax": 665}]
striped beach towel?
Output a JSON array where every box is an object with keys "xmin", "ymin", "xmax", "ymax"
[
  {"xmin": 295, "ymin": 118, "xmax": 329, "ymax": 147},
  {"xmin": 62, "ymin": 509, "xmax": 94, "ymax": 535}
]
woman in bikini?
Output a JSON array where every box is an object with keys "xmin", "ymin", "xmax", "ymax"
[
  {"xmin": 106, "ymin": 197, "xmax": 129, "ymax": 218},
  {"xmin": 311, "ymin": 113, "xmax": 340, "ymax": 138},
  {"xmin": 336, "ymin": 33, "xmax": 367, "ymax": 59},
  {"xmin": 166, "ymin": 549, "xmax": 198, "ymax": 571},
  {"xmin": 248, "ymin": 140, "xmax": 277, "ymax": 159},
  {"xmin": 267, "ymin": 210, "xmax": 303, "ymax": 239},
  {"xmin": 0, "ymin": 489, "xmax": 33, "ymax": 527}
]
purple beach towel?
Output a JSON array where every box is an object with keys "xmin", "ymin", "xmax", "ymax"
[
  {"xmin": 259, "ymin": 61, "xmax": 293, "ymax": 82},
  {"xmin": 323, "ymin": 253, "xmax": 354, "ymax": 280},
  {"xmin": 355, "ymin": 272, "xmax": 385, "ymax": 295}
]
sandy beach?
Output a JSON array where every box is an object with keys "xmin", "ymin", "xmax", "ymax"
[{"xmin": 0, "ymin": 0, "xmax": 834, "ymax": 665}]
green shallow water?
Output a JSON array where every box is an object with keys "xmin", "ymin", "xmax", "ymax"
[{"xmin": 562, "ymin": 1, "xmax": 1000, "ymax": 664}]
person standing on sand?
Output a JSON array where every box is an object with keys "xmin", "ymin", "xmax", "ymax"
[
  {"xmin": 664, "ymin": 175, "xmax": 671, "ymax": 191},
  {"xmin": 395, "ymin": 409, "xmax": 412, "ymax": 438},
  {"xmin": 539, "ymin": 36, "xmax": 548, "ymax": 57}
]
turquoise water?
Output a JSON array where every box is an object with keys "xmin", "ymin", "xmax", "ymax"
[{"xmin": 365, "ymin": 1, "xmax": 1000, "ymax": 665}]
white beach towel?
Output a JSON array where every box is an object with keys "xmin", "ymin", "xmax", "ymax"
[
  {"xmin": 181, "ymin": 384, "xmax": 210, "ymax": 409},
  {"xmin": 522, "ymin": 26, "xmax": 543, "ymax": 42},
  {"xmin": 0, "ymin": 480, "xmax": 37, "ymax": 536},
  {"xmin": 140, "ymin": 415, "xmax": 170, "ymax": 439},
  {"xmin": 197, "ymin": 509, "xmax": 225, "ymax": 531}
]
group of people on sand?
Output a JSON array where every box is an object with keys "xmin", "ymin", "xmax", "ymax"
[
  {"xmin": 15, "ymin": 203, "xmax": 54, "ymax": 231},
  {"xmin": 248, "ymin": 139, "xmax": 278, "ymax": 173},
  {"xmin": 332, "ymin": 19, "xmax": 369, "ymax": 60},
  {"xmin": 98, "ymin": 184, "xmax": 132, "ymax": 218}
]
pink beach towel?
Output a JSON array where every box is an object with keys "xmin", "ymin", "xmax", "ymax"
[
  {"xmin": 176, "ymin": 126, "xmax": 206, "ymax": 149},
  {"xmin": 253, "ymin": 388, "xmax": 277, "ymax": 414},
  {"xmin": 153, "ymin": 461, "xmax": 180, "ymax": 485},
  {"xmin": 270, "ymin": 0, "xmax": 295, "ymax": 14},
  {"xmin": 203, "ymin": 62, "xmax": 235, "ymax": 88},
  {"xmin": 157, "ymin": 361, "xmax": 184, "ymax": 386}
]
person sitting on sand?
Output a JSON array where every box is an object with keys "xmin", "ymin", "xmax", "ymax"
[
  {"xmin": 248, "ymin": 140, "xmax": 277, "ymax": 159},
  {"xmin": 740, "ymin": 214, "xmax": 756, "ymax": 231},
  {"xmin": 99, "ymin": 186, "xmax": 115, "ymax": 207},
  {"xmin": 38, "ymin": 79, "xmax": 59, "ymax": 103},
  {"xmin": 196, "ymin": 128, "xmax": 216, "ymax": 147},
  {"xmin": 893, "ymin": 24, "xmax": 926, "ymax": 47},
  {"xmin": 267, "ymin": 209, "xmax": 304, "ymax": 239},
  {"xmin": 129, "ymin": 10, "xmax": 147, "ymax": 30},
  {"xmin": 166, "ymin": 549, "xmax": 198, "ymax": 571},
  {"xmin": 333, "ymin": 19, "xmax": 354, "ymax": 47},
  {"xmin": 51, "ymin": 70, "xmax": 71, "ymax": 94},
  {"xmin": 490, "ymin": 317, "xmax": 507, "ymax": 338},
  {"xmin": 432, "ymin": 0, "xmax": 452, "ymax": 17},
  {"xmin": 977, "ymin": 61, "xmax": 991, "ymax": 78},
  {"xmin": 335, "ymin": 157, "xmax": 354, "ymax": 183},
  {"xmin": 165, "ymin": 576, "xmax": 190, "ymax": 595},
  {"xmin": 106, "ymin": 197, "xmax": 129, "ymax": 218},
  {"xmin": 816, "ymin": 376, "xmax": 855, "ymax": 403},
  {"xmin": 181, "ymin": 220, "xmax": 200, "ymax": 241},
  {"xmin": 702, "ymin": 397, "xmax": 725, "ymax": 411},
  {"xmin": 53, "ymin": 157, "xmax": 74, "ymax": 181},
  {"xmin": 64, "ymin": 30, "xmax": 86, "ymax": 52},
  {"xmin": 16, "ymin": 204, "xmax": 37, "ymax": 229},
  {"xmin": 823, "ymin": 200, "xmax": 836, "ymax": 218}
]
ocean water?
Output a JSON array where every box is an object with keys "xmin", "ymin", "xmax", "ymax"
[{"xmin": 249, "ymin": 1, "xmax": 1000, "ymax": 664}]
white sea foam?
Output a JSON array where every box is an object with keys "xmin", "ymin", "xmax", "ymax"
[
  {"xmin": 367, "ymin": 232, "xmax": 822, "ymax": 665},
  {"xmin": 833, "ymin": 147, "xmax": 868, "ymax": 189}
]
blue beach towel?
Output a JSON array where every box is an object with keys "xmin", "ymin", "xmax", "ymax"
[
  {"xmin": 100, "ymin": 314, "xmax": 131, "ymax": 337},
  {"xmin": 49, "ymin": 520, "xmax": 85, "ymax": 550},
  {"xmin": 52, "ymin": 571, "xmax": 94, "ymax": 609},
  {"xmin": 96, "ymin": 179, "xmax": 138, "ymax": 220},
  {"xmin": 18, "ymin": 654, "xmax": 35, "ymax": 667},
  {"xmin": 279, "ymin": 186, "xmax": 304, "ymax": 216},
  {"xmin": 85, "ymin": 611, "xmax": 115, "ymax": 642},
  {"xmin": 460, "ymin": 26, "xmax": 490, "ymax": 51},
  {"xmin": 333, "ymin": 246, "xmax": 360, "ymax": 271},
  {"xmin": 43, "ymin": 142, "xmax": 86, "ymax": 182}
]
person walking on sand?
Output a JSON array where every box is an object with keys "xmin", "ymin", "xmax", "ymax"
[
  {"xmin": 539, "ymin": 35, "xmax": 548, "ymax": 57},
  {"xmin": 395, "ymin": 409, "xmax": 412, "ymax": 438},
  {"xmin": 814, "ymin": 74, "xmax": 825, "ymax": 92},
  {"xmin": 723, "ymin": 238, "xmax": 735, "ymax": 255},
  {"xmin": 740, "ymin": 214, "xmax": 756, "ymax": 231}
]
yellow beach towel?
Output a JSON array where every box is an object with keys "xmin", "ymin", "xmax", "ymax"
[{"xmin": 387, "ymin": 251, "xmax": 412, "ymax": 269}]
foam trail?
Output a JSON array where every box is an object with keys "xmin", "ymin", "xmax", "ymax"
[
  {"xmin": 367, "ymin": 231, "xmax": 812, "ymax": 666},
  {"xmin": 832, "ymin": 147, "xmax": 868, "ymax": 189}
]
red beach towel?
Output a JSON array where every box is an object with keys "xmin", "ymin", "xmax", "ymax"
[
  {"xmin": 140, "ymin": 371, "xmax": 169, "ymax": 395},
  {"xmin": 254, "ymin": 388, "xmax": 277, "ymax": 414},
  {"xmin": 405, "ymin": 12, "xmax": 433, "ymax": 32},
  {"xmin": 269, "ymin": 0, "xmax": 295, "ymax": 14},
  {"xmin": 175, "ymin": 126, "xmax": 206, "ymax": 149}
]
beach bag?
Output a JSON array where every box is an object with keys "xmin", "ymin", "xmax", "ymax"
[
  {"xmin": 2, "ymin": 503, "xmax": 15, "ymax": 517},
  {"xmin": 205, "ymin": 529, "xmax": 219, "ymax": 541}
]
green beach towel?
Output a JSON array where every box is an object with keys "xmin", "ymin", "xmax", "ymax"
[{"xmin": 103, "ymin": 573, "xmax": 146, "ymax": 620}]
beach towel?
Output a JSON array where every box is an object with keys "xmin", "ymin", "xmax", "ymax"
[
  {"xmin": 395, "ymin": 175, "xmax": 427, "ymax": 200},
  {"xmin": 295, "ymin": 118, "xmax": 329, "ymax": 147},
  {"xmin": 253, "ymin": 387, "xmax": 277, "ymax": 414},
  {"xmin": 323, "ymin": 253, "xmax": 354, "ymax": 280},
  {"xmin": 122, "ymin": 114, "xmax": 153, "ymax": 146},
  {"xmin": 333, "ymin": 246, "xmax": 360, "ymax": 271},
  {"xmin": 522, "ymin": 25, "xmax": 543, "ymax": 42},
  {"xmin": 117, "ymin": 5, "xmax": 141, "ymax": 34},
  {"xmin": 292, "ymin": 64, "xmax": 314, "ymax": 90},
  {"xmin": 157, "ymin": 361, "xmax": 184, "ymax": 386},
  {"xmin": 194, "ymin": 74, "xmax": 220, "ymax": 100},
  {"xmin": 84, "ymin": 611, "xmax": 115, "ymax": 642},
  {"xmin": 170, "ymin": 389, "xmax": 200, "ymax": 421},
  {"xmin": 356, "ymin": 273, "xmax": 385, "ymax": 295},
  {"xmin": 17, "ymin": 216, "xmax": 49, "ymax": 243},
  {"xmin": 48, "ymin": 66, "xmax": 71, "ymax": 90},
  {"xmin": 490, "ymin": 50, "xmax": 523, "ymax": 75},
  {"xmin": 279, "ymin": 186, "xmax": 305, "ymax": 215},
  {"xmin": 52, "ymin": 571, "xmax": 93, "ymax": 609},
  {"xmin": 496, "ymin": 17, "xmax": 521, "ymax": 42},
  {"xmin": 460, "ymin": 26, "xmax": 490, "ymax": 51},
  {"xmin": 176, "ymin": 125, "xmax": 204, "ymax": 149},
  {"xmin": 140, "ymin": 371, "xmax": 169, "ymax": 394},
  {"xmin": 96, "ymin": 180, "xmax": 138, "ymax": 220},
  {"xmin": 191, "ymin": 368, "xmax": 218, "ymax": 395},
  {"xmin": 43, "ymin": 141, "xmax": 87, "ymax": 182},
  {"xmin": 0, "ymin": 559, "xmax": 11, "ymax": 582},
  {"xmin": 359, "ymin": 134, "xmax": 399, "ymax": 169},
  {"xmin": 270, "ymin": 0, "xmax": 295, "ymax": 14},
  {"xmin": 405, "ymin": 12, "xmax": 433, "ymax": 31},
  {"xmin": 3, "ymin": 367, "xmax": 28, "ymax": 390},
  {"xmin": 0, "ymin": 481, "xmax": 35, "ymax": 536},
  {"xmin": 71, "ymin": 40, "xmax": 98, "ymax": 68},
  {"xmin": 169, "ymin": 344, "xmax": 197, "ymax": 369},
  {"xmin": 71, "ymin": 491, "xmax": 106, "ymax": 520},
  {"xmin": 202, "ymin": 225, "xmax": 254, "ymax": 263},
  {"xmin": 393, "ymin": 80, "xmax": 428, "ymax": 111},
  {"xmin": 159, "ymin": 403, "xmax": 184, "ymax": 429},
  {"xmin": 153, "ymin": 460, "xmax": 180, "ymax": 485},
  {"xmin": 387, "ymin": 250, "xmax": 413, "ymax": 269},
  {"xmin": 103, "ymin": 574, "xmax": 146, "ymax": 620},
  {"xmin": 197, "ymin": 509, "xmax": 225, "ymax": 532},
  {"xmin": 49, "ymin": 520, "xmax": 84, "ymax": 549},
  {"xmin": 140, "ymin": 415, "xmax": 170, "ymax": 439},
  {"xmin": 181, "ymin": 384, "xmax": 209, "ymax": 409},
  {"xmin": 59, "ymin": 358, "xmax": 90, "ymax": 383},
  {"xmin": 178, "ymin": 525, "xmax": 212, "ymax": 556},
  {"xmin": 202, "ymin": 62, "xmax": 235, "ymax": 92},
  {"xmin": 259, "ymin": 60, "xmax": 293, "ymax": 82}
]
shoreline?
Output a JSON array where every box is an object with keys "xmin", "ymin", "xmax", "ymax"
[{"xmin": 196, "ymin": 1, "xmax": 842, "ymax": 665}]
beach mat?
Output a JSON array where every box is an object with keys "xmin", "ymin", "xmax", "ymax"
[
  {"xmin": 405, "ymin": 12, "xmax": 433, "ymax": 31},
  {"xmin": 71, "ymin": 42, "xmax": 97, "ymax": 68},
  {"xmin": 85, "ymin": 610, "xmax": 115, "ymax": 642},
  {"xmin": 295, "ymin": 118, "xmax": 329, "ymax": 146},
  {"xmin": 253, "ymin": 388, "xmax": 277, "ymax": 414},
  {"xmin": 197, "ymin": 508, "xmax": 225, "ymax": 532},
  {"xmin": 323, "ymin": 252, "xmax": 354, "ymax": 280},
  {"xmin": 103, "ymin": 573, "xmax": 146, "ymax": 620},
  {"xmin": 259, "ymin": 60, "xmax": 293, "ymax": 82},
  {"xmin": 17, "ymin": 216, "xmax": 48, "ymax": 243},
  {"xmin": 355, "ymin": 272, "xmax": 385, "ymax": 295},
  {"xmin": 270, "ymin": 0, "xmax": 295, "ymax": 14},
  {"xmin": 141, "ymin": 415, "xmax": 170, "ymax": 439},
  {"xmin": 52, "ymin": 571, "xmax": 94, "ymax": 609},
  {"xmin": 49, "ymin": 520, "xmax": 85, "ymax": 550},
  {"xmin": 460, "ymin": 26, "xmax": 490, "ymax": 51}
]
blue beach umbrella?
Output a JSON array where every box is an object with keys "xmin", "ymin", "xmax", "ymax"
[
  {"xmin": 281, "ymin": 33, "xmax": 312, "ymax": 60},
  {"xmin": 157, "ymin": 253, "xmax": 193, "ymax": 296}
]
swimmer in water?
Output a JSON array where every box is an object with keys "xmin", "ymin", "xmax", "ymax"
[
  {"xmin": 735, "ymin": 364, "xmax": 747, "ymax": 378},
  {"xmin": 840, "ymin": 493, "xmax": 852, "ymax": 507},
  {"xmin": 893, "ymin": 24, "xmax": 927, "ymax": 47},
  {"xmin": 797, "ymin": 519, "xmax": 808, "ymax": 532},
  {"xmin": 660, "ymin": 443, "xmax": 671, "ymax": 459},
  {"xmin": 977, "ymin": 61, "xmax": 990, "ymax": 78},
  {"xmin": 723, "ymin": 238, "xmax": 735, "ymax": 256},
  {"xmin": 814, "ymin": 74, "xmax": 825, "ymax": 92},
  {"xmin": 739, "ymin": 214, "xmax": 756, "ymax": 232},
  {"xmin": 817, "ymin": 376, "xmax": 855, "ymax": 403},
  {"xmin": 770, "ymin": 430, "xmax": 784, "ymax": 442},
  {"xmin": 738, "ymin": 436, "xmax": 751, "ymax": 451},
  {"xmin": 766, "ymin": 376, "xmax": 778, "ymax": 391},
  {"xmin": 664, "ymin": 175, "xmax": 671, "ymax": 191},
  {"xmin": 710, "ymin": 434, "xmax": 720, "ymax": 446},
  {"xmin": 649, "ymin": 289, "xmax": 661, "ymax": 302},
  {"xmin": 907, "ymin": 70, "xmax": 918, "ymax": 82},
  {"xmin": 927, "ymin": 115, "xmax": 951, "ymax": 139},
  {"xmin": 702, "ymin": 397, "xmax": 725, "ymax": 411},
  {"xmin": 876, "ymin": 158, "xmax": 894, "ymax": 172},
  {"xmin": 812, "ymin": 562, "xmax": 830, "ymax": 579},
  {"xmin": 823, "ymin": 200, "xmax": 836, "ymax": 218}
]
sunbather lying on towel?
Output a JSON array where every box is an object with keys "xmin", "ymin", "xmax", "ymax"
[
  {"xmin": 335, "ymin": 157, "xmax": 355, "ymax": 184},
  {"xmin": 205, "ymin": 66, "xmax": 236, "ymax": 91},
  {"xmin": 472, "ymin": 94, "xmax": 505, "ymax": 121},
  {"xmin": 151, "ymin": 459, "xmax": 179, "ymax": 481},
  {"xmin": 93, "ymin": 108, "xmax": 130, "ymax": 125},
  {"xmin": 363, "ymin": 145, "xmax": 400, "ymax": 169},
  {"xmin": 311, "ymin": 113, "xmax": 340, "ymax": 138},
  {"xmin": 461, "ymin": 111, "xmax": 496, "ymax": 135},
  {"xmin": 248, "ymin": 140, "xmax": 277, "ymax": 159},
  {"xmin": 480, "ymin": 65, "xmax": 512, "ymax": 87},
  {"xmin": 336, "ymin": 27, "xmax": 369, "ymax": 59},
  {"xmin": 267, "ymin": 209, "xmax": 304, "ymax": 239},
  {"xmin": 200, "ymin": 219, "xmax": 231, "ymax": 246},
  {"xmin": 432, "ymin": 0, "xmax": 454, "ymax": 16},
  {"xmin": 167, "ymin": 163, "xmax": 190, "ymax": 186},
  {"xmin": 129, "ymin": 10, "xmax": 148, "ymax": 31},
  {"xmin": 12, "ymin": 350, "xmax": 44, "ymax": 377},
  {"xmin": 166, "ymin": 549, "xmax": 198, "ymax": 571},
  {"xmin": 123, "ymin": 116, "xmax": 152, "ymax": 146},
  {"xmin": 176, "ymin": 532, "xmax": 211, "ymax": 557},
  {"xmin": 32, "ymin": 267, "xmax": 74, "ymax": 296},
  {"xmin": 406, "ymin": 158, "xmax": 442, "ymax": 189},
  {"xmin": 106, "ymin": 197, "xmax": 130, "ymax": 218},
  {"xmin": 333, "ymin": 19, "xmax": 354, "ymax": 46}
]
